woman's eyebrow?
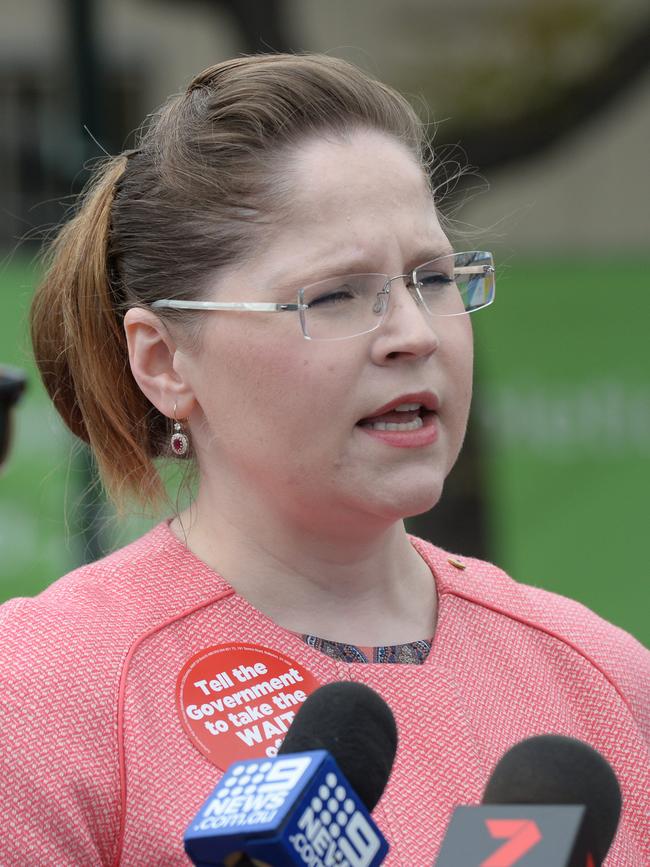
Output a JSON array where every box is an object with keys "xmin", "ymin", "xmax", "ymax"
[
  {"xmin": 408, "ymin": 246, "xmax": 455, "ymax": 269},
  {"xmin": 289, "ymin": 245, "xmax": 455, "ymax": 288}
]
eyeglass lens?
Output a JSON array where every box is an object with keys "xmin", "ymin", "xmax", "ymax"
[{"xmin": 299, "ymin": 251, "xmax": 494, "ymax": 340}]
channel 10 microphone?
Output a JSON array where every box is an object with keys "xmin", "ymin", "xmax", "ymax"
[
  {"xmin": 184, "ymin": 681, "xmax": 398, "ymax": 867},
  {"xmin": 435, "ymin": 734, "xmax": 622, "ymax": 866}
]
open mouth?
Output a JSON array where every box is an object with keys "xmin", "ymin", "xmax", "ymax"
[{"xmin": 357, "ymin": 403, "xmax": 436, "ymax": 431}]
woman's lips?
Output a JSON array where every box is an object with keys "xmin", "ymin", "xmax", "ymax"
[
  {"xmin": 360, "ymin": 408, "xmax": 421, "ymax": 424},
  {"xmin": 359, "ymin": 390, "xmax": 439, "ymax": 422},
  {"xmin": 357, "ymin": 411, "xmax": 438, "ymax": 448}
]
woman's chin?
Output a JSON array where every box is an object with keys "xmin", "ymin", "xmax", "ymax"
[
  {"xmin": 401, "ymin": 487, "xmax": 444, "ymax": 519},
  {"xmin": 362, "ymin": 478, "xmax": 444, "ymax": 523}
]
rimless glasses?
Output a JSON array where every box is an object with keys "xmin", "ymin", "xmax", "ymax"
[{"xmin": 151, "ymin": 250, "xmax": 495, "ymax": 341}]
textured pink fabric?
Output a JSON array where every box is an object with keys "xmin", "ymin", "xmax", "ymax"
[{"xmin": 1, "ymin": 521, "xmax": 648, "ymax": 866}]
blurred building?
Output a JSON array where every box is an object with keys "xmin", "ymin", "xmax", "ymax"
[{"xmin": 1, "ymin": 0, "xmax": 649, "ymax": 251}]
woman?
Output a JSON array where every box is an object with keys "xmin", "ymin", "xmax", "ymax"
[{"xmin": 1, "ymin": 54, "xmax": 648, "ymax": 866}]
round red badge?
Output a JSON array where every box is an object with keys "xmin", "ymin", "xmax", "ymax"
[{"xmin": 176, "ymin": 643, "xmax": 321, "ymax": 770}]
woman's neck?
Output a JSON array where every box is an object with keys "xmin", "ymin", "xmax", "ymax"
[{"xmin": 169, "ymin": 490, "xmax": 437, "ymax": 646}]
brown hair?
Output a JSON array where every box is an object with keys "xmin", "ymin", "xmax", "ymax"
[{"xmin": 30, "ymin": 53, "xmax": 430, "ymax": 511}]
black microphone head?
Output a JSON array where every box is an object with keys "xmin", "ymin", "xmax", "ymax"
[
  {"xmin": 482, "ymin": 734, "xmax": 622, "ymax": 864},
  {"xmin": 278, "ymin": 681, "xmax": 397, "ymax": 811}
]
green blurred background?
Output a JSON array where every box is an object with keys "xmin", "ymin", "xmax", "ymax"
[{"xmin": 1, "ymin": 0, "xmax": 648, "ymax": 646}]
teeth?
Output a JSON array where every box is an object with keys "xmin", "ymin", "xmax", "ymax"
[
  {"xmin": 394, "ymin": 402, "xmax": 421, "ymax": 411},
  {"xmin": 367, "ymin": 417, "xmax": 424, "ymax": 431}
]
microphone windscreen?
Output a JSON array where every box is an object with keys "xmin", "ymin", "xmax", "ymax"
[
  {"xmin": 278, "ymin": 681, "xmax": 397, "ymax": 811},
  {"xmin": 482, "ymin": 734, "xmax": 622, "ymax": 864}
]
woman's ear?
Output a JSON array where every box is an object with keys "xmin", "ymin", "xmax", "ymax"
[{"xmin": 123, "ymin": 308, "xmax": 195, "ymax": 419}]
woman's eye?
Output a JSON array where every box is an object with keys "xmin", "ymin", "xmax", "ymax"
[
  {"xmin": 309, "ymin": 288, "xmax": 355, "ymax": 307},
  {"xmin": 419, "ymin": 272, "xmax": 454, "ymax": 289}
]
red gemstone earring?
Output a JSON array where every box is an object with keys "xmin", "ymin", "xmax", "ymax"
[{"xmin": 170, "ymin": 403, "xmax": 189, "ymax": 457}]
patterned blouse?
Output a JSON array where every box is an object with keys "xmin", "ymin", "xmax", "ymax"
[{"xmin": 300, "ymin": 633, "xmax": 432, "ymax": 664}]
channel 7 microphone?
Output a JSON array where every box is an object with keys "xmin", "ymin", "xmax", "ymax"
[
  {"xmin": 435, "ymin": 734, "xmax": 622, "ymax": 866},
  {"xmin": 184, "ymin": 681, "xmax": 398, "ymax": 866}
]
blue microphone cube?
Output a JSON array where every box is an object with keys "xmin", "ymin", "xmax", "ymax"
[{"xmin": 184, "ymin": 750, "xmax": 388, "ymax": 866}]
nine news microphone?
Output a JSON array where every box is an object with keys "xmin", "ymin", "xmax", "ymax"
[
  {"xmin": 435, "ymin": 734, "xmax": 622, "ymax": 866},
  {"xmin": 184, "ymin": 681, "xmax": 398, "ymax": 867}
]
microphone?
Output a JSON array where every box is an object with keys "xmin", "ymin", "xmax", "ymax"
[
  {"xmin": 436, "ymin": 734, "xmax": 622, "ymax": 866},
  {"xmin": 278, "ymin": 680, "xmax": 397, "ymax": 811},
  {"xmin": 184, "ymin": 681, "xmax": 398, "ymax": 866}
]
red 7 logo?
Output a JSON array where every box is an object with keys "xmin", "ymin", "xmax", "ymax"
[{"xmin": 481, "ymin": 819, "xmax": 542, "ymax": 866}]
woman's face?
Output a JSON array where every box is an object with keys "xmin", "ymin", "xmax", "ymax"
[{"xmin": 177, "ymin": 130, "xmax": 474, "ymax": 532}]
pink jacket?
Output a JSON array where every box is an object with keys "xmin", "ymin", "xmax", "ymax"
[{"xmin": 1, "ymin": 521, "xmax": 648, "ymax": 865}]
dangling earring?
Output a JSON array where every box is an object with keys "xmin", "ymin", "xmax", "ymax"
[{"xmin": 170, "ymin": 403, "xmax": 189, "ymax": 457}]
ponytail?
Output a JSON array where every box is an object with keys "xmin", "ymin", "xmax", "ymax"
[{"xmin": 30, "ymin": 157, "xmax": 166, "ymax": 511}]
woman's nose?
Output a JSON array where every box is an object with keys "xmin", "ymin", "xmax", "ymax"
[{"xmin": 372, "ymin": 277, "xmax": 439, "ymax": 360}]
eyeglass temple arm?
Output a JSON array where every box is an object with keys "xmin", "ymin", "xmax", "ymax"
[
  {"xmin": 150, "ymin": 300, "xmax": 306, "ymax": 312},
  {"xmin": 453, "ymin": 264, "xmax": 495, "ymax": 275}
]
